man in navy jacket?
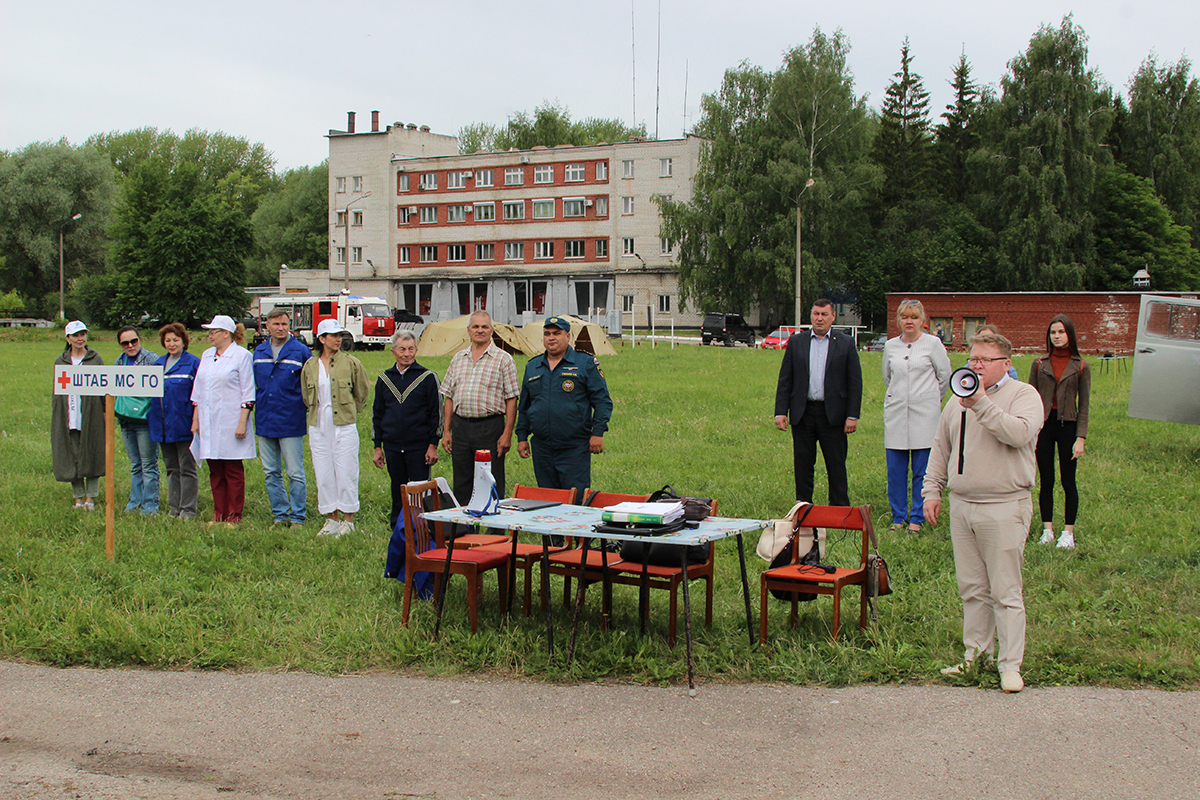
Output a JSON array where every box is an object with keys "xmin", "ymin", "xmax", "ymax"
[
  {"xmin": 253, "ymin": 309, "xmax": 312, "ymax": 527},
  {"xmin": 774, "ymin": 299, "xmax": 863, "ymax": 506}
]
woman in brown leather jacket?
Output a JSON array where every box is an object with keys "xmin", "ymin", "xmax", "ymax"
[{"xmin": 1029, "ymin": 315, "xmax": 1090, "ymax": 549}]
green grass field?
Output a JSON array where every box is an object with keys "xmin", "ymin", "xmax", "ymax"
[{"xmin": 2, "ymin": 328, "xmax": 1198, "ymax": 688}]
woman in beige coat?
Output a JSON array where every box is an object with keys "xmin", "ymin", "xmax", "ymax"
[{"xmin": 882, "ymin": 300, "xmax": 951, "ymax": 533}]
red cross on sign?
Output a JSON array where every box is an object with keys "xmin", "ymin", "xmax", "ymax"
[{"xmin": 57, "ymin": 370, "xmax": 71, "ymax": 390}]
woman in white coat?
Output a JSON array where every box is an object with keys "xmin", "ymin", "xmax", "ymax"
[
  {"xmin": 882, "ymin": 299, "xmax": 951, "ymax": 533},
  {"xmin": 191, "ymin": 315, "xmax": 256, "ymax": 524}
]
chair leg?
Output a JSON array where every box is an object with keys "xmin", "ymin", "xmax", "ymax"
[
  {"xmin": 562, "ymin": 574, "xmax": 572, "ymax": 608},
  {"xmin": 704, "ymin": 575, "xmax": 714, "ymax": 628},
  {"xmin": 759, "ymin": 579, "xmax": 769, "ymax": 643},
  {"xmin": 522, "ymin": 560, "xmax": 534, "ymax": 617},
  {"xmin": 789, "ymin": 593, "xmax": 798, "ymax": 630},
  {"xmin": 401, "ymin": 576, "xmax": 413, "ymax": 626},
  {"xmin": 831, "ymin": 587, "xmax": 841, "ymax": 641},
  {"xmin": 859, "ymin": 585, "xmax": 869, "ymax": 630},
  {"xmin": 497, "ymin": 564, "xmax": 509, "ymax": 623},
  {"xmin": 668, "ymin": 582, "xmax": 678, "ymax": 647},
  {"xmin": 466, "ymin": 570, "xmax": 479, "ymax": 634}
]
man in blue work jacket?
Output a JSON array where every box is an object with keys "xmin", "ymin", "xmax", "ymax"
[
  {"xmin": 253, "ymin": 308, "xmax": 312, "ymax": 527},
  {"xmin": 516, "ymin": 316, "xmax": 613, "ymax": 501}
]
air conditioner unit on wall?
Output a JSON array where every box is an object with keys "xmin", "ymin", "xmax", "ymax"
[
  {"xmin": 518, "ymin": 155, "xmax": 530, "ymax": 164},
  {"xmin": 585, "ymin": 200, "xmax": 594, "ymax": 207}
]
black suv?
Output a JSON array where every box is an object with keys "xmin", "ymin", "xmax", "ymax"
[{"xmin": 701, "ymin": 313, "xmax": 756, "ymax": 346}]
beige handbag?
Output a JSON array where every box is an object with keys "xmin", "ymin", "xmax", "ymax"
[{"xmin": 756, "ymin": 501, "xmax": 826, "ymax": 562}]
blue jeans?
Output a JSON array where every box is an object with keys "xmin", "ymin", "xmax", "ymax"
[
  {"xmin": 886, "ymin": 448, "xmax": 930, "ymax": 525},
  {"xmin": 258, "ymin": 435, "xmax": 307, "ymax": 523},
  {"xmin": 120, "ymin": 421, "xmax": 160, "ymax": 514}
]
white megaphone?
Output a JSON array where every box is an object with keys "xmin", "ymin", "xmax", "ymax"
[
  {"xmin": 465, "ymin": 449, "xmax": 499, "ymax": 517},
  {"xmin": 950, "ymin": 366, "xmax": 980, "ymax": 398}
]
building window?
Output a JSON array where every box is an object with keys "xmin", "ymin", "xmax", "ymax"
[
  {"xmin": 504, "ymin": 242, "xmax": 524, "ymax": 261},
  {"xmin": 447, "ymin": 244, "xmax": 466, "ymax": 262},
  {"xmin": 335, "ymin": 210, "xmax": 347, "ymax": 227},
  {"xmin": 532, "ymin": 199, "xmax": 554, "ymax": 219},
  {"xmin": 575, "ymin": 281, "xmax": 610, "ymax": 315},
  {"xmin": 447, "ymin": 205, "xmax": 467, "ymax": 223},
  {"xmin": 397, "ymin": 174, "xmax": 410, "ymax": 193},
  {"xmin": 660, "ymin": 237, "xmax": 673, "ymax": 254},
  {"xmin": 402, "ymin": 283, "xmax": 433, "ymax": 316},
  {"xmin": 563, "ymin": 198, "xmax": 585, "ymax": 217},
  {"xmin": 351, "ymin": 209, "xmax": 363, "ymax": 226},
  {"xmin": 505, "ymin": 167, "xmax": 523, "ymax": 186},
  {"xmin": 353, "ymin": 176, "xmax": 364, "ymax": 192},
  {"xmin": 622, "ymin": 294, "xmax": 634, "ymax": 312},
  {"xmin": 476, "ymin": 243, "xmax": 495, "ymax": 261},
  {"xmin": 352, "ymin": 246, "xmax": 363, "ymax": 263},
  {"xmin": 596, "ymin": 239, "xmax": 608, "ymax": 258},
  {"xmin": 596, "ymin": 161, "xmax": 608, "ymax": 181},
  {"xmin": 447, "ymin": 171, "xmax": 467, "ymax": 189},
  {"xmin": 399, "ymin": 246, "xmax": 410, "ymax": 264},
  {"xmin": 658, "ymin": 294, "xmax": 671, "ymax": 313},
  {"xmin": 336, "ymin": 176, "xmax": 346, "ymax": 193},
  {"xmin": 622, "ymin": 196, "xmax": 635, "ymax": 215},
  {"xmin": 565, "ymin": 163, "xmax": 585, "ymax": 182},
  {"xmin": 419, "ymin": 245, "xmax": 438, "ymax": 263},
  {"xmin": 534, "ymin": 241, "xmax": 554, "ymax": 259},
  {"xmin": 660, "ymin": 158, "xmax": 673, "ymax": 177},
  {"xmin": 503, "ymin": 200, "xmax": 525, "ymax": 221},
  {"xmin": 533, "ymin": 165, "xmax": 554, "ymax": 184},
  {"xmin": 457, "ymin": 282, "xmax": 489, "ymax": 315},
  {"xmin": 475, "ymin": 202, "xmax": 495, "ymax": 221},
  {"xmin": 564, "ymin": 240, "xmax": 585, "ymax": 259},
  {"xmin": 399, "ymin": 207, "xmax": 413, "ymax": 224},
  {"xmin": 595, "ymin": 197, "xmax": 608, "ymax": 216},
  {"xmin": 514, "ymin": 280, "xmax": 548, "ymax": 315},
  {"xmin": 336, "ymin": 246, "xmax": 346, "ymax": 264},
  {"xmin": 622, "ymin": 238, "xmax": 635, "ymax": 256},
  {"xmin": 419, "ymin": 173, "xmax": 438, "ymax": 190},
  {"xmin": 475, "ymin": 169, "xmax": 494, "ymax": 187},
  {"xmin": 622, "ymin": 160, "xmax": 634, "ymax": 178},
  {"xmin": 419, "ymin": 206, "xmax": 437, "ymax": 224}
]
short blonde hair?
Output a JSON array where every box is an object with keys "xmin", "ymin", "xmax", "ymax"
[
  {"xmin": 896, "ymin": 299, "xmax": 926, "ymax": 323},
  {"xmin": 968, "ymin": 330, "xmax": 1012, "ymax": 358}
]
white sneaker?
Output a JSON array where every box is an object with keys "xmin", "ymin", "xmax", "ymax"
[
  {"xmin": 1000, "ymin": 671, "xmax": 1024, "ymax": 693},
  {"xmin": 317, "ymin": 519, "xmax": 341, "ymax": 536},
  {"xmin": 1038, "ymin": 530, "xmax": 1055, "ymax": 545},
  {"xmin": 940, "ymin": 662, "xmax": 970, "ymax": 676},
  {"xmin": 1057, "ymin": 531, "xmax": 1075, "ymax": 549},
  {"xmin": 337, "ymin": 521, "xmax": 356, "ymax": 537}
]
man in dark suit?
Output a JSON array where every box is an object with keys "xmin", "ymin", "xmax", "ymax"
[{"xmin": 774, "ymin": 299, "xmax": 863, "ymax": 506}]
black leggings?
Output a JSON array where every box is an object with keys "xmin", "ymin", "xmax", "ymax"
[{"xmin": 1036, "ymin": 410, "xmax": 1078, "ymax": 526}]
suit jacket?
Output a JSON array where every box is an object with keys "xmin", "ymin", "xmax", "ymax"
[{"xmin": 774, "ymin": 330, "xmax": 863, "ymax": 427}]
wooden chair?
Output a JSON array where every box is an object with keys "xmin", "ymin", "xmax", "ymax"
[
  {"xmin": 605, "ymin": 499, "xmax": 719, "ymax": 646},
  {"xmin": 759, "ymin": 504, "xmax": 873, "ymax": 642},
  {"xmin": 471, "ymin": 484, "xmax": 576, "ymax": 615},
  {"xmin": 399, "ymin": 480, "xmax": 509, "ymax": 633},
  {"xmin": 429, "ymin": 478, "xmax": 509, "ymax": 549}
]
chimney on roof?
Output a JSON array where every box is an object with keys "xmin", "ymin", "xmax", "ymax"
[
  {"xmin": 347, "ymin": 111, "xmax": 356, "ymax": 134},
  {"xmin": 371, "ymin": 110, "xmax": 380, "ymax": 132}
]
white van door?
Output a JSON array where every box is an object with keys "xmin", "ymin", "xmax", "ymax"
[{"xmin": 1128, "ymin": 294, "xmax": 1200, "ymax": 425}]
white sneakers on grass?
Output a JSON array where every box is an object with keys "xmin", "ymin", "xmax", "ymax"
[
  {"xmin": 1038, "ymin": 529, "xmax": 1056, "ymax": 545},
  {"xmin": 1057, "ymin": 531, "xmax": 1075, "ymax": 549},
  {"xmin": 338, "ymin": 521, "xmax": 355, "ymax": 536},
  {"xmin": 1000, "ymin": 671, "xmax": 1024, "ymax": 693},
  {"xmin": 318, "ymin": 519, "xmax": 341, "ymax": 536}
]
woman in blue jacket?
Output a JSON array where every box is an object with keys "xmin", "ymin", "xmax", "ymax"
[{"xmin": 148, "ymin": 323, "xmax": 201, "ymax": 519}]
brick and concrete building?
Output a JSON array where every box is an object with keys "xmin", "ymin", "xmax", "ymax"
[
  {"xmin": 280, "ymin": 110, "xmax": 707, "ymax": 331},
  {"xmin": 886, "ymin": 292, "xmax": 1199, "ymax": 355}
]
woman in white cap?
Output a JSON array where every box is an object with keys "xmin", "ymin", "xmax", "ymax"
[
  {"xmin": 191, "ymin": 315, "xmax": 255, "ymax": 524},
  {"xmin": 301, "ymin": 319, "xmax": 369, "ymax": 536},
  {"xmin": 51, "ymin": 321, "xmax": 105, "ymax": 510}
]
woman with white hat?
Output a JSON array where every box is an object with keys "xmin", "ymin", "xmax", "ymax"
[
  {"xmin": 301, "ymin": 319, "xmax": 369, "ymax": 536},
  {"xmin": 51, "ymin": 320, "xmax": 105, "ymax": 510},
  {"xmin": 191, "ymin": 315, "xmax": 256, "ymax": 524}
]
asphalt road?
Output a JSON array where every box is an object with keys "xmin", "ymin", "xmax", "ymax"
[{"xmin": 2, "ymin": 661, "xmax": 1197, "ymax": 800}]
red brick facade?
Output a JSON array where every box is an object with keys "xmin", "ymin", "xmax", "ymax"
[{"xmin": 885, "ymin": 292, "xmax": 1200, "ymax": 355}]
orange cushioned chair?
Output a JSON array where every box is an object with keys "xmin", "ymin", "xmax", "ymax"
[
  {"xmin": 605, "ymin": 499, "xmax": 719, "ymax": 647},
  {"xmin": 472, "ymin": 484, "xmax": 577, "ymax": 615},
  {"xmin": 400, "ymin": 479, "xmax": 509, "ymax": 633},
  {"xmin": 759, "ymin": 503, "xmax": 874, "ymax": 642}
]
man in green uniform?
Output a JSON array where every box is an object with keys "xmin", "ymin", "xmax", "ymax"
[{"xmin": 516, "ymin": 316, "xmax": 613, "ymax": 501}]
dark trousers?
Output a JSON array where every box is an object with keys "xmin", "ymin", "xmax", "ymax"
[
  {"xmin": 530, "ymin": 439, "xmax": 590, "ymax": 504},
  {"xmin": 451, "ymin": 413, "xmax": 507, "ymax": 504},
  {"xmin": 1036, "ymin": 410, "xmax": 1079, "ymax": 526},
  {"xmin": 384, "ymin": 447, "xmax": 431, "ymax": 531},
  {"xmin": 791, "ymin": 401, "xmax": 850, "ymax": 506},
  {"xmin": 208, "ymin": 459, "xmax": 245, "ymax": 522}
]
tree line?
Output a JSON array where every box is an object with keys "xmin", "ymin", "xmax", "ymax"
[{"xmin": 2, "ymin": 17, "xmax": 1198, "ymax": 330}]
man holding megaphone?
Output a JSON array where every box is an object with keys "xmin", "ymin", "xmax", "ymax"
[{"xmin": 923, "ymin": 331, "xmax": 1043, "ymax": 694}]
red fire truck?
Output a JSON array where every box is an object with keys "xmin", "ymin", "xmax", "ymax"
[{"xmin": 255, "ymin": 293, "xmax": 394, "ymax": 350}]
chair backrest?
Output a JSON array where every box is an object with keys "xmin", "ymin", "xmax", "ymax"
[
  {"xmin": 512, "ymin": 484, "xmax": 577, "ymax": 505},
  {"xmin": 789, "ymin": 504, "xmax": 872, "ymax": 566},
  {"xmin": 401, "ymin": 479, "xmax": 443, "ymax": 556},
  {"xmin": 583, "ymin": 490, "xmax": 651, "ymax": 507}
]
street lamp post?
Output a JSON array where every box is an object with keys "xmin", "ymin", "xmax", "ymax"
[
  {"xmin": 794, "ymin": 178, "xmax": 815, "ymax": 326},
  {"xmin": 343, "ymin": 192, "xmax": 371, "ymax": 291},
  {"xmin": 59, "ymin": 213, "xmax": 82, "ymax": 320}
]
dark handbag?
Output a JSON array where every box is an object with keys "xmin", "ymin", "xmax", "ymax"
[
  {"xmin": 767, "ymin": 537, "xmax": 821, "ymax": 601},
  {"xmin": 865, "ymin": 525, "xmax": 892, "ymax": 621},
  {"xmin": 647, "ymin": 484, "xmax": 713, "ymax": 522},
  {"xmin": 619, "ymin": 536, "xmax": 708, "ymax": 566}
]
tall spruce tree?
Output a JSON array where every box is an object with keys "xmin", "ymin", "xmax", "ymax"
[
  {"xmin": 872, "ymin": 39, "xmax": 933, "ymax": 206},
  {"xmin": 934, "ymin": 53, "xmax": 981, "ymax": 204}
]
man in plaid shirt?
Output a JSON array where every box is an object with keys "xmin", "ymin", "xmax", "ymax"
[{"xmin": 441, "ymin": 311, "xmax": 520, "ymax": 503}]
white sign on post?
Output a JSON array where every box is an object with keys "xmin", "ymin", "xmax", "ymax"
[{"xmin": 53, "ymin": 365, "xmax": 165, "ymax": 397}]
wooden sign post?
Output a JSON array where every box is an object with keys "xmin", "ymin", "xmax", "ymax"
[{"xmin": 53, "ymin": 365, "xmax": 164, "ymax": 560}]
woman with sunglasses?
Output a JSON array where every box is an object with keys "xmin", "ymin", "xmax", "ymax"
[{"xmin": 114, "ymin": 326, "xmax": 161, "ymax": 514}]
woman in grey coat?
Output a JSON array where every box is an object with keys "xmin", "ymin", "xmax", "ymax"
[
  {"xmin": 51, "ymin": 321, "xmax": 105, "ymax": 510},
  {"xmin": 882, "ymin": 299, "xmax": 951, "ymax": 533}
]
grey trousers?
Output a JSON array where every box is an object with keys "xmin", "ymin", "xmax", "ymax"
[{"xmin": 161, "ymin": 440, "xmax": 199, "ymax": 518}]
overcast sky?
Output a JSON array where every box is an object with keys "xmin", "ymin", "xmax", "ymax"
[{"xmin": 3, "ymin": 1, "xmax": 1196, "ymax": 171}]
